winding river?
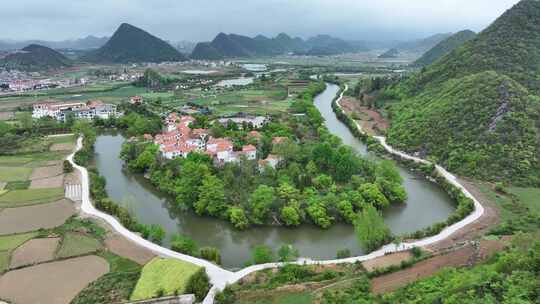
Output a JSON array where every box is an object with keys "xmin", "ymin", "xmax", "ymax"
[{"xmin": 94, "ymin": 84, "xmax": 455, "ymax": 269}]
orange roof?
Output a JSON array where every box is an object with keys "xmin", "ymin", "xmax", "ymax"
[
  {"xmin": 87, "ymin": 100, "xmax": 104, "ymax": 108},
  {"xmin": 242, "ymin": 145, "xmax": 256, "ymax": 152}
]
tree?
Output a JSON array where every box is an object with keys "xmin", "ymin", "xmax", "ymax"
[
  {"xmin": 376, "ymin": 178, "xmax": 407, "ymax": 204},
  {"xmin": 272, "ymin": 138, "xmax": 300, "ymax": 163},
  {"xmin": 186, "ymin": 268, "xmax": 210, "ymax": 301},
  {"xmin": 248, "ymin": 185, "xmax": 275, "ymax": 224},
  {"xmin": 148, "ymin": 224, "xmax": 165, "ymax": 245},
  {"xmin": 278, "ymin": 244, "xmax": 300, "ymax": 262},
  {"xmin": 280, "ymin": 205, "xmax": 301, "ymax": 226},
  {"xmin": 358, "ymin": 183, "xmax": 390, "ymax": 209},
  {"xmin": 337, "ymin": 200, "xmax": 356, "ymax": 223},
  {"xmin": 171, "ymin": 234, "xmax": 198, "ymax": 256},
  {"xmin": 375, "ymin": 160, "xmax": 403, "ymax": 184},
  {"xmin": 175, "ymin": 161, "xmax": 210, "ymax": 207},
  {"xmin": 354, "ymin": 205, "xmax": 391, "ymax": 252},
  {"xmin": 0, "ymin": 121, "xmax": 13, "ymax": 137},
  {"xmin": 252, "ymin": 245, "xmax": 274, "ymax": 264},
  {"xmin": 228, "ymin": 207, "xmax": 249, "ymax": 230},
  {"xmin": 195, "ymin": 175, "xmax": 227, "ymax": 217},
  {"xmin": 129, "ymin": 144, "xmax": 158, "ymax": 172},
  {"xmin": 313, "ymin": 174, "xmax": 334, "ymax": 191},
  {"xmin": 307, "ymin": 203, "xmax": 333, "ymax": 228}
]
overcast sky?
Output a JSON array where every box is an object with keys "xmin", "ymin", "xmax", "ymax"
[{"xmin": 0, "ymin": 0, "xmax": 520, "ymax": 42}]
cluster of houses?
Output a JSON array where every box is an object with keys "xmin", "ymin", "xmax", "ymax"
[
  {"xmin": 32, "ymin": 100, "xmax": 120, "ymax": 121},
  {"xmin": 152, "ymin": 113, "xmax": 282, "ymax": 168}
]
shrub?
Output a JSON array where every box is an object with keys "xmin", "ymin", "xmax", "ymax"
[
  {"xmin": 200, "ymin": 247, "xmax": 221, "ymax": 265},
  {"xmin": 185, "ymin": 268, "xmax": 210, "ymax": 301},
  {"xmin": 171, "ymin": 234, "xmax": 198, "ymax": 256},
  {"xmin": 252, "ymin": 245, "xmax": 274, "ymax": 264},
  {"xmin": 336, "ymin": 248, "xmax": 351, "ymax": 259},
  {"xmin": 63, "ymin": 160, "xmax": 74, "ymax": 173}
]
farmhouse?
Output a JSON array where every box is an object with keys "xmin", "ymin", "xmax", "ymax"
[{"xmin": 32, "ymin": 100, "xmax": 119, "ymax": 121}]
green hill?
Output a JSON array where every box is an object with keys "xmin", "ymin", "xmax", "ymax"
[
  {"xmin": 414, "ymin": 30, "xmax": 476, "ymax": 66},
  {"xmin": 378, "ymin": 48, "xmax": 399, "ymax": 58},
  {"xmin": 395, "ymin": 33, "xmax": 452, "ymax": 53},
  {"xmin": 386, "ymin": 0, "xmax": 540, "ymax": 185},
  {"xmin": 190, "ymin": 32, "xmax": 363, "ymax": 59},
  {"xmin": 0, "ymin": 44, "xmax": 71, "ymax": 71},
  {"xmin": 83, "ymin": 23, "xmax": 186, "ymax": 63}
]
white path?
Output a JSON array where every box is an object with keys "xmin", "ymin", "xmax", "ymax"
[{"xmin": 67, "ymin": 84, "xmax": 485, "ymax": 303}]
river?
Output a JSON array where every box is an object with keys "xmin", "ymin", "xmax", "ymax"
[{"xmin": 94, "ymin": 84, "xmax": 454, "ymax": 269}]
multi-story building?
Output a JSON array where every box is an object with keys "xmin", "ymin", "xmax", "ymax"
[{"xmin": 32, "ymin": 100, "xmax": 119, "ymax": 121}]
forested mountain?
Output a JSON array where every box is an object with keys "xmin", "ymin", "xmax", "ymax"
[
  {"xmin": 394, "ymin": 33, "xmax": 452, "ymax": 53},
  {"xmin": 83, "ymin": 23, "xmax": 186, "ymax": 63},
  {"xmin": 0, "ymin": 36, "xmax": 108, "ymax": 51},
  {"xmin": 0, "ymin": 44, "xmax": 71, "ymax": 71},
  {"xmin": 386, "ymin": 0, "xmax": 540, "ymax": 185},
  {"xmin": 414, "ymin": 30, "xmax": 476, "ymax": 66},
  {"xmin": 190, "ymin": 32, "xmax": 365, "ymax": 59},
  {"xmin": 378, "ymin": 48, "xmax": 399, "ymax": 58}
]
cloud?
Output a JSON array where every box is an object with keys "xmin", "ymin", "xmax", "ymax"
[{"xmin": 0, "ymin": 0, "xmax": 520, "ymax": 41}]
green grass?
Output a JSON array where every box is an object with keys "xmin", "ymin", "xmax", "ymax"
[
  {"xmin": 0, "ymin": 151, "xmax": 65, "ymax": 167},
  {"xmin": 0, "ymin": 166, "xmax": 33, "ymax": 182},
  {"xmin": 0, "ymin": 232, "xmax": 38, "ymax": 273},
  {"xmin": 508, "ymin": 187, "xmax": 540, "ymax": 213},
  {"xmin": 237, "ymin": 292, "xmax": 314, "ymax": 304},
  {"xmin": 49, "ymin": 134, "xmax": 76, "ymax": 145},
  {"xmin": 130, "ymin": 258, "xmax": 201, "ymax": 301},
  {"xmin": 0, "ymin": 251, "xmax": 9, "ymax": 273},
  {"xmin": 0, "ymin": 187, "xmax": 64, "ymax": 207},
  {"xmin": 56, "ymin": 232, "xmax": 102, "ymax": 258},
  {"xmin": 5, "ymin": 180, "xmax": 31, "ymax": 190}
]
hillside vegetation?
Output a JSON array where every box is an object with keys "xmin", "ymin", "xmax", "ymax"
[
  {"xmin": 386, "ymin": 0, "xmax": 540, "ymax": 185},
  {"xmin": 414, "ymin": 30, "xmax": 476, "ymax": 66},
  {"xmin": 83, "ymin": 23, "xmax": 186, "ymax": 63},
  {"xmin": 190, "ymin": 33, "xmax": 365, "ymax": 59},
  {"xmin": 0, "ymin": 44, "xmax": 71, "ymax": 71}
]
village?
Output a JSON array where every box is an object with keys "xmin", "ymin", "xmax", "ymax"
[{"xmin": 152, "ymin": 112, "xmax": 282, "ymax": 168}]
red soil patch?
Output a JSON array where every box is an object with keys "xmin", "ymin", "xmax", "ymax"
[
  {"xmin": 0, "ymin": 199, "xmax": 75, "ymax": 234},
  {"xmin": 371, "ymin": 244, "xmax": 476, "ymax": 294},
  {"xmin": 105, "ymin": 234, "xmax": 155, "ymax": 265},
  {"xmin": 0, "ymin": 255, "xmax": 109, "ymax": 304},
  {"xmin": 9, "ymin": 237, "xmax": 60, "ymax": 269},
  {"xmin": 29, "ymin": 165, "xmax": 63, "ymax": 180},
  {"xmin": 362, "ymin": 251, "xmax": 412, "ymax": 272},
  {"xmin": 340, "ymin": 97, "xmax": 388, "ymax": 135},
  {"xmin": 49, "ymin": 143, "xmax": 75, "ymax": 152},
  {"xmin": 29, "ymin": 175, "xmax": 64, "ymax": 189}
]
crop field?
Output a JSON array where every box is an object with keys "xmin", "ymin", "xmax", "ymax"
[
  {"xmin": 56, "ymin": 232, "xmax": 103, "ymax": 258},
  {"xmin": 0, "ymin": 187, "xmax": 64, "ymax": 207},
  {"xmin": 130, "ymin": 257, "xmax": 201, "ymax": 301},
  {"xmin": 237, "ymin": 292, "xmax": 313, "ymax": 304},
  {"xmin": 508, "ymin": 187, "xmax": 540, "ymax": 213},
  {"xmin": 0, "ymin": 232, "xmax": 38, "ymax": 272}
]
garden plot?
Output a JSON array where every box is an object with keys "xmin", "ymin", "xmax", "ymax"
[
  {"xmin": 0, "ymin": 199, "xmax": 75, "ymax": 234},
  {"xmin": 56, "ymin": 232, "xmax": 102, "ymax": 259},
  {"xmin": 29, "ymin": 174, "xmax": 64, "ymax": 189},
  {"xmin": 9, "ymin": 237, "xmax": 60, "ymax": 269},
  {"xmin": 0, "ymin": 255, "xmax": 109, "ymax": 304},
  {"xmin": 361, "ymin": 251, "xmax": 413, "ymax": 272},
  {"xmin": 0, "ymin": 187, "xmax": 65, "ymax": 207},
  {"xmin": 105, "ymin": 234, "xmax": 155, "ymax": 265},
  {"xmin": 50, "ymin": 143, "xmax": 76, "ymax": 152},
  {"xmin": 29, "ymin": 164, "xmax": 63, "ymax": 180}
]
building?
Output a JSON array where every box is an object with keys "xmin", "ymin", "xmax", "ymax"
[
  {"xmin": 32, "ymin": 100, "xmax": 119, "ymax": 121},
  {"xmin": 258, "ymin": 154, "xmax": 281, "ymax": 170},
  {"xmin": 155, "ymin": 113, "xmax": 257, "ymax": 163},
  {"xmin": 130, "ymin": 96, "xmax": 143, "ymax": 105},
  {"xmin": 216, "ymin": 115, "xmax": 269, "ymax": 129}
]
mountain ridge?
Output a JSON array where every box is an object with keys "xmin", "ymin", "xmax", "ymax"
[
  {"xmin": 83, "ymin": 23, "xmax": 186, "ymax": 63},
  {"xmin": 0, "ymin": 44, "xmax": 71, "ymax": 71}
]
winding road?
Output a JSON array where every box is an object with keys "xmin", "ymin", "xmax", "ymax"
[{"xmin": 67, "ymin": 84, "xmax": 484, "ymax": 304}]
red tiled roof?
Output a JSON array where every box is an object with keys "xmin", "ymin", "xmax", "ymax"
[{"xmin": 242, "ymin": 145, "xmax": 256, "ymax": 152}]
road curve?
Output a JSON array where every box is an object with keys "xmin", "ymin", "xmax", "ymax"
[{"xmin": 67, "ymin": 83, "xmax": 484, "ymax": 304}]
